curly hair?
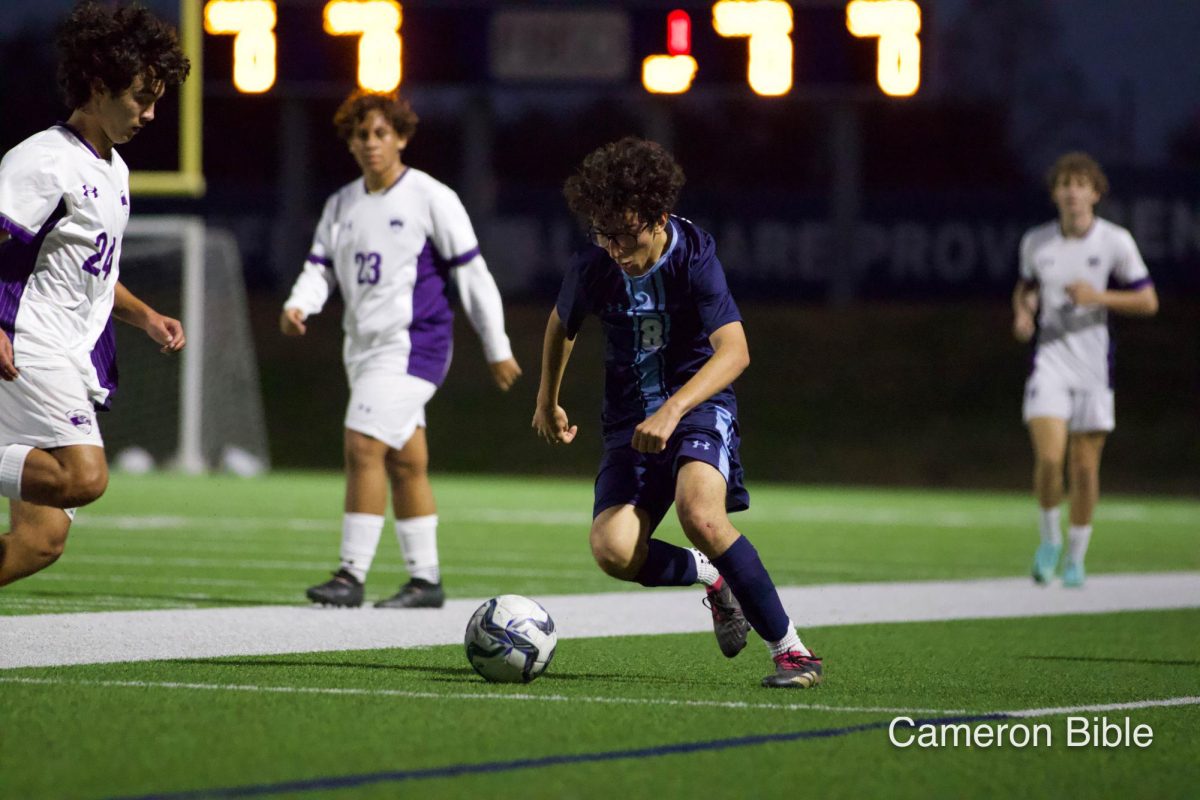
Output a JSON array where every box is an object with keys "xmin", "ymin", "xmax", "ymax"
[
  {"xmin": 333, "ymin": 90, "xmax": 420, "ymax": 142},
  {"xmin": 1046, "ymin": 151, "xmax": 1109, "ymax": 198},
  {"xmin": 563, "ymin": 137, "xmax": 686, "ymax": 230},
  {"xmin": 56, "ymin": 1, "xmax": 190, "ymax": 110}
]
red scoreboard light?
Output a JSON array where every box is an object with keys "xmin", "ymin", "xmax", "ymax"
[{"xmin": 644, "ymin": 11, "xmax": 699, "ymax": 94}]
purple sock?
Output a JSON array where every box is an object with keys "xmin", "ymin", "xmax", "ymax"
[
  {"xmin": 712, "ymin": 535, "xmax": 790, "ymax": 642},
  {"xmin": 634, "ymin": 539, "xmax": 698, "ymax": 587}
]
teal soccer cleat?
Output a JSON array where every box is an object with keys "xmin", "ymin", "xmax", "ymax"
[
  {"xmin": 1031, "ymin": 543, "xmax": 1061, "ymax": 585},
  {"xmin": 1061, "ymin": 559, "xmax": 1086, "ymax": 588}
]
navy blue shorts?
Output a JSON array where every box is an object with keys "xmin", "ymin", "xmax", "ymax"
[{"xmin": 593, "ymin": 406, "xmax": 750, "ymax": 534}]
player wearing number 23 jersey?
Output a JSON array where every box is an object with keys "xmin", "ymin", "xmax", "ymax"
[{"xmin": 283, "ymin": 91, "xmax": 519, "ymax": 610}]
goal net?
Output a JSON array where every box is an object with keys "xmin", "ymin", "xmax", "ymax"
[{"xmin": 105, "ymin": 216, "xmax": 270, "ymax": 475}]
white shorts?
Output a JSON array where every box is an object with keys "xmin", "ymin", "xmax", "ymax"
[
  {"xmin": 344, "ymin": 369, "xmax": 438, "ymax": 450},
  {"xmin": 0, "ymin": 364, "xmax": 105, "ymax": 449},
  {"xmin": 1022, "ymin": 370, "xmax": 1115, "ymax": 433}
]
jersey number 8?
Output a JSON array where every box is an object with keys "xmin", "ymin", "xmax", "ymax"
[{"xmin": 640, "ymin": 317, "xmax": 664, "ymax": 350}]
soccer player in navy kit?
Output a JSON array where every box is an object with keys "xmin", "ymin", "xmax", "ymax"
[
  {"xmin": 0, "ymin": 1, "xmax": 190, "ymax": 587},
  {"xmin": 533, "ymin": 138, "xmax": 822, "ymax": 688}
]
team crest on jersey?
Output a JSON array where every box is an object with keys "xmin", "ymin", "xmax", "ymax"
[{"xmin": 67, "ymin": 408, "xmax": 93, "ymax": 434}]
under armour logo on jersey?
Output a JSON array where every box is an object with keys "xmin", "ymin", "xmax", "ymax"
[
  {"xmin": 82, "ymin": 184, "xmax": 99, "ymax": 199},
  {"xmin": 121, "ymin": 194, "xmax": 128, "ymax": 207},
  {"xmin": 389, "ymin": 218, "xmax": 404, "ymax": 229},
  {"xmin": 1088, "ymin": 256, "xmax": 1101, "ymax": 267},
  {"xmin": 688, "ymin": 440, "xmax": 712, "ymax": 451}
]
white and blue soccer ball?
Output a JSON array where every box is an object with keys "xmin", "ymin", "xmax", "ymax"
[{"xmin": 464, "ymin": 594, "xmax": 557, "ymax": 683}]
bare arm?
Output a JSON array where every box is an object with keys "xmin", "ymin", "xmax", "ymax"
[
  {"xmin": 631, "ymin": 321, "xmax": 750, "ymax": 454},
  {"xmin": 532, "ymin": 308, "xmax": 578, "ymax": 444},
  {"xmin": 114, "ymin": 281, "xmax": 186, "ymax": 353},
  {"xmin": 1012, "ymin": 279, "xmax": 1038, "ymax": 343},
  {"xmin": 1066, "ymin": 282, "xmax": 1159, "ymax": 316}
]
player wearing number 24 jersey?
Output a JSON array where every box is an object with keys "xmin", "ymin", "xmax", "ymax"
[
  {"xmin": 0, "ymin": 1, "xmax": 190, "ymax": 588},
  {"xmin": 283, "ymin": 90, "xmax": 520, "ymax": 610}
]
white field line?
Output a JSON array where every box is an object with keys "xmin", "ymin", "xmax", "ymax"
[
  {"xmin": 0, "ymin": 675, "xmax": 959, "ymax": 716},
  {"xmin": 2, "ymin": 675, "xmax": 1196, "ymax": 724},
  {"xmin": 1003, "ymin": 696, "xmax": 1200, "ymax": 718},
  {"xmin": 44, "ymin": 553, "xmax": 599, "ymax": 579},
  {"xmin": 2, "ymin": 572, "xmax": 1198, "ymax": 670},
  {"xmin": 67, "ymin": 503, "xmax": 1199, "ymax": 534}
]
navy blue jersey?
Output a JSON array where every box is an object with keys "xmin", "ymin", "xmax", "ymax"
[{"xmin": 556, "ymin": 217, "xmax": 742, "ymax": 446}]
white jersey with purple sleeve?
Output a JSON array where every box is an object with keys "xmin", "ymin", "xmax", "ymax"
[
  {"xmin": 0, "ymin": 124, "xmax": 129, "ymax": 408},
  {"xmin": 556, "ymin": 216, "xmax": 742, "ymax": 447},
  {"xmin": 1019, "ymin": 217, "xmax": 1153, "ymax": 388},
  {"xmin": 284, "ymin": 167, "xmax": 511, "ymax": 385}
]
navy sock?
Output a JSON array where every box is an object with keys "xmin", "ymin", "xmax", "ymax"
[
  {"xmin": 633, "ymin": 539, "xmax": 698, "ymax": 587},
  {"xmin": 712, "ymin": 535, "xmax": 790, "ymax": 642}
]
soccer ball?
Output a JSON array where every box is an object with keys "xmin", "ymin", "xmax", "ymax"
[{"xmin": 464, "ymin": 594, "xmax": 557, "ymax": 683}]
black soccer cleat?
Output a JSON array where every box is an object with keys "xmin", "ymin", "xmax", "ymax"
[
  {"xmin": 702, "ymin": 576, "xmax": 750, "ymax": 658},
  {"xmin": 762, "ymin": 650, "xmax": 823, "ymax": 689},
  {"xmin": 374, "ymin": 578, "xmax": 446, "ymax": 609},
  {"xmin": 306, "ymin": 569, "xmax": 364, "ymax": 607}
]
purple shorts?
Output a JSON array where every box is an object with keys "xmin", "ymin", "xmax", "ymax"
[{"xmin": 593, "ymin": 407, "xmax": 750, "ymax": 534}]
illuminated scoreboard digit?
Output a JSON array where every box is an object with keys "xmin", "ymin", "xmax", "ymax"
[
  {"xmin": 202, "ymin": 1, "xmax": 922, "ymax": 98},
  {"xmin": 323, "ymin": 1, "xmax": 403, "ymax": 93}
]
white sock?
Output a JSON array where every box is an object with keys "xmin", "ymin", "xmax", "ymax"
[
  {"xmin": 339, "ymin": 512, "xmax": 385, "ymax": 583},
  {"xmin": 1067, "ymin": 524, "xmax": 1092, "ymax": 564},
  {"xmin": 395, "ymin": 514, "xmax": 440, "ymax": 584},
  {"xmin": 1039, "ymin": 507, "xmax": 1062, "ymax": 547},
  {"xmin": 767, "ymin": 619, "xmax": 812, "ymax": 658},
  {"xmin": 0, "ymin": 444, "xmax": 33, "ymax": 500},
  {"xmin": 689, "ymin": 547, "xmax": 720, "ymax": 586}
]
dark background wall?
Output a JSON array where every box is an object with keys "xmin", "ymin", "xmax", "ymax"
[{"xmin": 252, "ymin": 297, "xmax": 1198, "ymax": 494}]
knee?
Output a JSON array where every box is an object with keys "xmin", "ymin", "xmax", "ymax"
[
  {"xmin": 1035, "ymin": 454, "xmax": 1065, "ymax": 476},
  {"xmin": 35, "ymin": 533, "xmax": 68, "ymax": 564},
  {"xmin": 344, "ymin": 436, "xmax": 382, "ymax": 471},
  {"xmin": 12, "ymin": 526, "xmax": 69, "ymax": 566},
  {"xmin": 676, "ymin": 502, "xmax": 715, "ymax": 541},
  {"xmin": 1069, "ymin": 462, "xmax": 1099, "ymax": 486},
  {"xmin": 385, "ymin": 450, "xmax": 427, "ymax": 483},
  {"xmin": 589, "ymin": 535, "xmax": 642, "ymax": 582},
  {"xmin": 60, "ymin": 462, "xmax": 107, "ymax": 507}
]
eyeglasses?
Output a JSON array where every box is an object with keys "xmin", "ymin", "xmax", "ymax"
[{"xmin": 588, "ymin": 222, "xmax": 649, "ymax": 253}]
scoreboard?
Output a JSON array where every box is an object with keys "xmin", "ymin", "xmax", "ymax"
[
  {"xmin": 132, "ymin": 0, "xmax": 925, "ymax": 196},
  {"xmin": 203, "ymin": 1, "xmax": 922, "ymax": 98}
]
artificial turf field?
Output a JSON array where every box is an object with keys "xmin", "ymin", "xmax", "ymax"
[{"xmin": 1, "ymin": 473, "xmax": 1198, "ymax": 799}]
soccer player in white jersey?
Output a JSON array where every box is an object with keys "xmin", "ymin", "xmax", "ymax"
[
  {"xmin": 0, "ymin": 1, "xmax": 190, "ymax": 587},
  {"xmin": 283, "ymin": 90, "xmax": 521, "ymax": 609},
  {"xmin": 1012, "ymin": 152, "xmax": 1158, "ymax": 588}
]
